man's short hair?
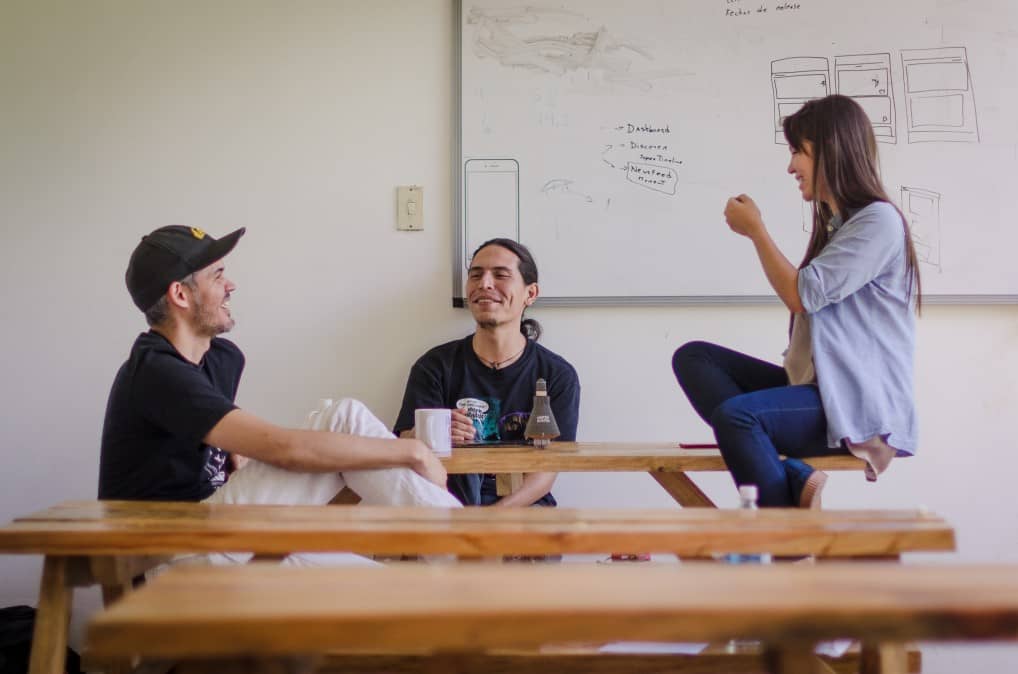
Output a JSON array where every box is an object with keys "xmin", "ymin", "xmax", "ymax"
[{"xmin": 142, "ymin": 273, "xmax": 196, "ymax": 327}]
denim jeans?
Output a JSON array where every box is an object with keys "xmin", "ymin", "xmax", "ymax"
[{"xmin": 672, "ymin": 341, "xmax": 848, "ymax": 507}]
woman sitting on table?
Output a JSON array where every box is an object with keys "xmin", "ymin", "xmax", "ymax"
[{"xmin": 672, "ymin": 94, "xmax": 921, "ymax": 508}]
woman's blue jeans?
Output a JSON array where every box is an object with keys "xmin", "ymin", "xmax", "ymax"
[{"xmin": 672, "ymin": 341, "xmax": 848, "ymax": 507}]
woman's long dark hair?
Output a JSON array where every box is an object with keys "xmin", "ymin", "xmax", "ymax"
[
  {"xmin": 471, "ymin": 238, "xmax": 542, "ymax": 340},
  {"xmin": 783, "ymin": 94, "xmax": 921, "ymax": 313}
]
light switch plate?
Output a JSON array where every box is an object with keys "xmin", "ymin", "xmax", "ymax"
[{"xmin": 397, "ymin": 185, "xmax": 423, "ymax": 231}]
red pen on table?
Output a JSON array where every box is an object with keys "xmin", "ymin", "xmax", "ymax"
[{"xmin": 678, "ymin": 442, "xmax": 718, "ymax": 449}]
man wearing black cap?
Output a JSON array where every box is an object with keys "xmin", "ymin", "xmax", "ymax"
[{"xmin": 99, "ymin": 225, "xmax": 459, "ymax": 523}]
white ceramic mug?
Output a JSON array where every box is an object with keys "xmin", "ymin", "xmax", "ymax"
[{"xmin": 414, "ymin": 408, "xmax": 452, "ymax": 456}]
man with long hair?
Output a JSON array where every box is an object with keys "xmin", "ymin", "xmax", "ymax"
[{"xmin": 394, "ymin": 238, "xmax": 580, "ymax": 507}]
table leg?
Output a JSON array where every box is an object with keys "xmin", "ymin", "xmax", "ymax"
[
  {"xmin": 861, "ymin": 642, "xmax": 908, "ymax": 674},
  {"xmin": 496, "ymin": 473, "xmax": 525, "ymax": 496},
  {"xmin": 763, "ymin": 644, "xmax": 834, "ymax": 674},
  {"xmin": 81, "ymin": 556, "xmax": 168, "ymax": 674},
  {"xmin": 90, "ymin": 554, "xmax": 167, "ymax": 590},
  {"xmin": 650, "ymin": 471, "xmax": 716, "ymax": 507},
  {"xmin": 98, "ymin": 584, "xmax": 140, "ymax": 674},
  {"xmin": 28, "ymin": 556, "xmax": 72, "ymax": 674}
]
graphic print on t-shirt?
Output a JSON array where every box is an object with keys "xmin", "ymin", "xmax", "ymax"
[
  {"xmin": 202, "ymin": 447, "xmax": 229, "ymax": 489},
  {"xmin": 457, "ymin": 397, "xmax": 530, "ymax": 442},
  {"xmin": 499, "ymin": 410, "xmax": 529, "ymax": 441},
  {"xmin": 457, "ymin": 397, "xmax": 498, "ymax": 440}
]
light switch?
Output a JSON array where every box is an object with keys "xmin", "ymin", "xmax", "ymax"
[{"xmin": 397, "ymin": 185, "xmax": 424, "ymax": 231}]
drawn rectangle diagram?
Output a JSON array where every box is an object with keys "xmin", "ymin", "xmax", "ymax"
[
  {"xmin": 773, "ymin": 73, "xmax": 829, "ymax": 99},
  {"xmin": 463, "ymin": 158, "xmax": 520, "ymax": 267},
  {"xmin": 912, "ymin": 95, "xmax": 965, "ymax": 127},
  {"xmin": 906, "ymin": 61, "xmax": 969, "ymax": 92},
  {"xmin": 835, "ymin": 53, "xmax": 895, "ymax": 142},
  {"xmin": 901, "ymin": 186, "xmax": 941, "ymax": 269},
  {"xmin": 901, "ymin": 47, "xmax": 979, "ymax": 143},
  {"xmin": 771, "ymin": 57, "xmax": 830, "ymax": 143}
]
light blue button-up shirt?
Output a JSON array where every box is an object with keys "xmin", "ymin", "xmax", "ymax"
[{"xmin": 798, "ymin": 201, "xmax": 918, "ymax": 455}]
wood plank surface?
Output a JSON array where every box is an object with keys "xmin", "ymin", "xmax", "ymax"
[
  {"xmin": 0, "ymin": 501, "xmax": 954, "ymax": 557},
  {"xmin": 440, "ymin": 442, "xmax": 865, "ymax": 473},
  {"xmin": 86, "ymin": 563, "xmax": 1018, "ymax": 659},
  {"xmin": 313, "ymin": 648, "xmax": 922, "ymax": 674},
  {"xmin": 87, "ymin": 646, "xmax": 922, "ymax": 674}
]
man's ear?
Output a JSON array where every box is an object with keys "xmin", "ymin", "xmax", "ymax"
[
  {"xmin": 526, "ymin": 283, "xmax": 539, "ymax": 305},
  {"xmin": 166, "ymin": 281, "xmax": 192, "ymax": 311}
]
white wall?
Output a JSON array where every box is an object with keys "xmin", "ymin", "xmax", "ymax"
[{"xmin": 1, "ymin": 2, "xmax": 1015, "ymax": 670}]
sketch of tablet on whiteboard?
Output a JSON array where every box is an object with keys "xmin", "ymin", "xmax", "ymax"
[{"xmin": 463, "ymin": 158, "xmax": 520, "ymax": 266}]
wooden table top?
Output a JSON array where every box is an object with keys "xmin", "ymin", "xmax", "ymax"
[
  {"xmin": 0, "ymin": 500, "xmax": 953, "ymax": 557},
  {"xmin": 86, "ymin": 563, "xmax": 1018, "ymax": 658},
  {"xmin": 441, "ymin": 442, "xmax": 866, "ymax": 472}
]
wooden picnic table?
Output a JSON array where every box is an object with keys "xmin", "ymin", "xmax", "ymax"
[
  {"xmin": 0, "ymin": 499, "xmax": 953, "ymax": 674},
  {"xmin": 441, "ymin": 441, "xmax": 866, "ymax": 506},
  {"xmin": 86, "ymin": 562, "xmax": 1018, "ymax": 674},
  {"xmin": 4, "ymin": 500, "xmax": 952, "ymax": 558}
]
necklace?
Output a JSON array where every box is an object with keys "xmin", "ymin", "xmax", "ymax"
[{"xmin": 478, "ymin": 342, "xmax": 527, "ymax": 370}]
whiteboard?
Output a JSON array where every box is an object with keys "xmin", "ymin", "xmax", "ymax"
[{"xmin": 455, "ymin": 0, "xmax": 1018, "ymax": 305}]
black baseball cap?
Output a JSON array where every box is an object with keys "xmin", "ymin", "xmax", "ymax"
[{"xmin": 125, "ymin": 225, "xmax": 246, "ymax": 312}]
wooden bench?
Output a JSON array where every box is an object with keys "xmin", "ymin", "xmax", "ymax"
[
  {"xmin": 85, "ymin": 563, "xmax": 1018, "ymax": 674},
  {"xmin": 441, "ymin": 442, "xmax": 868, "ymax": 506},
  {"xmin": 0, "ymin": 500, "xmax": 953, "ymax": 674},
  {"xmin": 311, "ymin": 646, "xmax": 922, "ymax": 674}
]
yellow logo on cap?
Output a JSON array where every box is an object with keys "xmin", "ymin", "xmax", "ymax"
[{"xmin": 190, "ymin": 227, "xmax": 206, "ymax": 240}]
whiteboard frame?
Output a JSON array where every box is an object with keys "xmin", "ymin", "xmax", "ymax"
[{"xmin": 451, "ymin": 0, "xmax": 1017, "ymax": 307}]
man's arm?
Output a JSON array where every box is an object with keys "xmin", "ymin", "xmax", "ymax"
[
  {"xmin": 205, "ymin": 409, "xmax": 448, "ymax": 487},
  {"xmin": 493, "ymin": 471, "xmax": 556, "ymax": 507}
]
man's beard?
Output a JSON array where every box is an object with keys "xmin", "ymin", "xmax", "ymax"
[{"xmin": 192, "ymin": 295, "xmax": 234, "ymax": 337}]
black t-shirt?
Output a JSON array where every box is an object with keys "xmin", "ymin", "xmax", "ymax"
[
  {"xmin": 394, "ymin": 335, "xmax": 580, "ymax": 506},
  {"xmin": 98, "ymin": 331, "xmax": 244, "ymax": 501}
]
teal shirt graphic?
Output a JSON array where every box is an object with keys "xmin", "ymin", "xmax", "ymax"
[{"xmin": 457, "ymin": 397, "xmax": 502, "ymax": 441}]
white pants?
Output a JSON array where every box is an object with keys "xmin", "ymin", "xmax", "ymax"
[{"xmin": 183, "ymin": 398, "xmax": 461, "ymax": 568}]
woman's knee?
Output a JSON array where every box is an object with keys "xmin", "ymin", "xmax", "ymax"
[
  {"xmin": 710, "ymin": 396, "xmax": 757, "ymax": 433},
  {"xmin": 672, "ymin": 340, "xmax": 714, "ymax": 379}
]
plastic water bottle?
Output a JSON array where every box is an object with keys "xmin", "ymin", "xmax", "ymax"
[
  {"xmin": 723, "ymin": 484, "xmax": 770, "ymax": 653},
  {"xmin": 723, "ymin": 484, "xmax": 772, "ymax": 564}
]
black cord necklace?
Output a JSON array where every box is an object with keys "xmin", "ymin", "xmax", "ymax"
[{"xmin": 480, "ymin": 342, "xmax": 526, "ymax": 370}]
